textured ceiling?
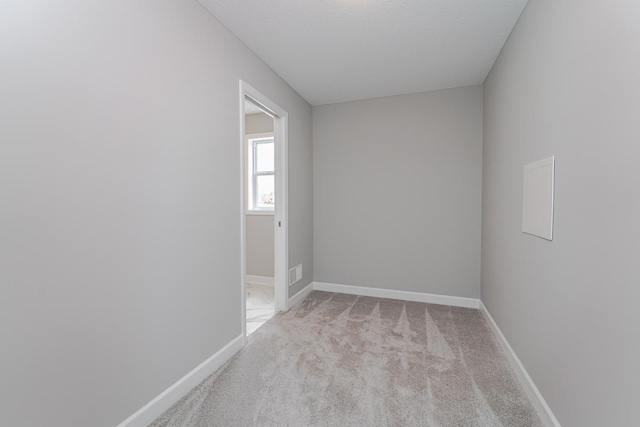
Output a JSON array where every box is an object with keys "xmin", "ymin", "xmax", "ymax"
[{"xmin": 199, "ymin": 0, "xmax": 528, "ymax": 106}]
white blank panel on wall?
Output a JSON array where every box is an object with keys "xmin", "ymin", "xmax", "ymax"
[{"xmin": 522, "ymin": 156, "xmax": 555, "ymax": 240}]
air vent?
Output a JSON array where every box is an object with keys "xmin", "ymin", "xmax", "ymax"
[{"xmin": 289, "ymin": 264, "xmax": 302, "ymax": 286}]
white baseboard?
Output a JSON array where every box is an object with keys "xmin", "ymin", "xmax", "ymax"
[
  {"xmin": 246, "ymin": 275, "xmax": 274, "ymax": 286},
  {"xmin": 117, "ymin": 335, "xmax": 244, "ymax": 427},
  {"xmin": 479, "ymin": 301, "xmax": 561, "ymax": 427},
  {"xmin": 312, "ymin": 282, "xmax": 479, "ymax": 309},
  {"xmin": 288, "ymin": 282, "xmax": 313, "ymax": 308}
]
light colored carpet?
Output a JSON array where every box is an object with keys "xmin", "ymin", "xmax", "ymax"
[
  {"xmin": 246, "ymin": 282, "xmax": 275, "ymax": 336},
  {"xmin": 151, "ymin": 291, "xmax": 543, "ymax": 427}
]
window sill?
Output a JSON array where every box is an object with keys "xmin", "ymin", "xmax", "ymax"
[{"xmin": 246, "ymin": 210, "xmax": 275, "ymax": 216}]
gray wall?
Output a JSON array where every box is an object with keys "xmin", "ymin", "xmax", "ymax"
[
  {"xmin": 0, "ymin": 1, "xmax": 312, "ymax": 426},
  {"xmin": 287, "ymin": 97, "xmax": 314, "ymax": 298},
  {"xmin": 313, "ymin": 86, "xmax": 483, "ymax": 298},
  {"xmin": 246, "ymin": 214, "xmax": 274, "ymax": 277},
  {"xmin": 245, "ymin": 112, "xmax": 274, "ymax": 135},
  {"xmin": 482, "ymin": 0, "xmax": 640, "ymax": 425},
  {"xmin": 245, "ymin": 113, "xmax": 274, "ymax": 278}
]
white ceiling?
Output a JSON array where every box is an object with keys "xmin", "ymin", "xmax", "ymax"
[{"xmin": 199, "ymin": 0, "xmax": 528, "ymax": 106}]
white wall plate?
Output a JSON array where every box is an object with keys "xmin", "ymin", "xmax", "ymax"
[{"xmin": 522, "ymin": 156, "xmax": 555, "ymax": 240}]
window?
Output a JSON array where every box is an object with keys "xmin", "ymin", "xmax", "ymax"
[{"xmin": 248, "ymin": 136, "xmax": 275, "ymax": 212}]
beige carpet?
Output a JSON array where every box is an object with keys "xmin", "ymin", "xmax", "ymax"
[{"xmin": 151, "ymin": 291, "xmax": 543, "ymax": 426}]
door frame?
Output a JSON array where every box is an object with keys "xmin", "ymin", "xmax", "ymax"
[{"xmin": 239, "ymin": 80, "xmax": 289, "ymax": 342}]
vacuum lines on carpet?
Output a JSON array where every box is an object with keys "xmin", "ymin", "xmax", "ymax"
[{"xmin": 151, "ymin": 291, "xmax": 542, "ymax": 426}]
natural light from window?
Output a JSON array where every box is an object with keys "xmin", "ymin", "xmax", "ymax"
[{"xmin": 248, "ymin": 137, "xmax": 275, "ymax": 211}]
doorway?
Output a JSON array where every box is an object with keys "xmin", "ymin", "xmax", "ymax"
[{"xmin": 240, "ymin": 81, "xmax": 288, "ymax": 341}]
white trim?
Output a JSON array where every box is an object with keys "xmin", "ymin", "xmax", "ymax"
[
  {"xmin": 246, "ymin": 275, "xmax": 274, "ymax": 286},
  {"xmin": 116, "ymin": 335, "xmax": 243, "ymax": 427},
  {"xmin": 288, "ymin": 282, "xmax": 313, "ymax": 308},
  {"xmin": 312, "ymin": 282, "xmax": 480, "ymax": 309},
  {"xmin": 245, "ymin": 131, "xmax": 274, "ymax": 138},
  {"xmin": 479, "ymin": 301, "xmax": 561, "ymax": 427},
  {"xmin": 246, "ymin": 211, "xmax": 275, "ymax": 216},
  {"xmin": 273, "ymin": 106, "xmax": 289, "ymax": 313},
  {"xmin": 239, "ymin": 83, "xmax": 248, "ymax": 342},
  {"xmin": 240, "ymin": 80, "xmax": 289, "ymax": 345}
]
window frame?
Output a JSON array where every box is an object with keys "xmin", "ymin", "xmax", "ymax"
[{"xmin": 246, "ymin": 133, "xmax": 275, "ymax": 214}]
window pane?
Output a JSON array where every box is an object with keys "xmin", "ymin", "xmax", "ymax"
[
  {"xmin": 256, "ymin": 175, "xmax": 275, "ymax": 208},
  {"xmin": 256, "ymin": 141, "xmax": 274, "ymax": 173}
]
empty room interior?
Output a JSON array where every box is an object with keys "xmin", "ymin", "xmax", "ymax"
[{"xmin": 1, "ymin": 1, "xmax": 638, "ymax": 426}]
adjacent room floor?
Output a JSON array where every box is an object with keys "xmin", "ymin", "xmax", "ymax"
[
  {"xmin": 151, "ymin": 291, "xmax": 542, "ymax": 427},
  {"xmin": 246, "ymin": 282, "xmax": 275, "ymax": 336}
]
